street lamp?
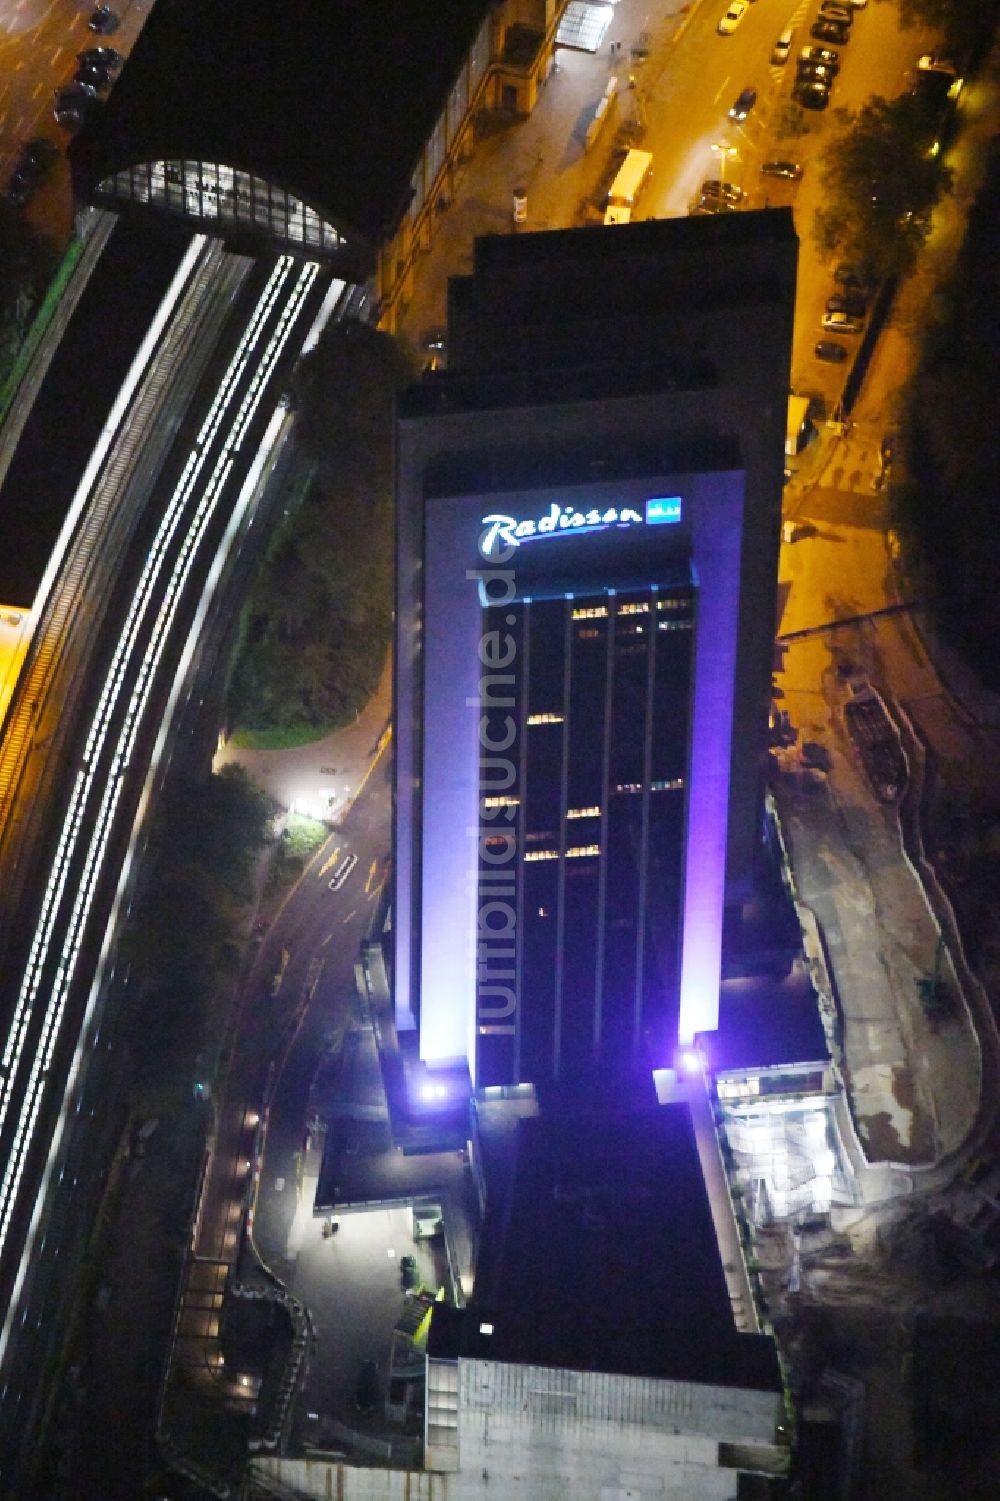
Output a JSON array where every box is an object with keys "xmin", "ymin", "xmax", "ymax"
[{"xmin": 711, "ymin": 142, "xmax": 738, "ymax": 189}]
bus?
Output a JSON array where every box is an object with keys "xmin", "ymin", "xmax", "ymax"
[{"xmin": 604, "ymin": 149, "xmax": 653, "ymax": 225}]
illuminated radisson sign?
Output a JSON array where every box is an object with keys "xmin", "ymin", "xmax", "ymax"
[{"xmin": 479, "ymin": 496, "xmax": 681, "ymax": 556}]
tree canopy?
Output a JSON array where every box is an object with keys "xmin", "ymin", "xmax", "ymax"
[
  {"xmin": 119, "ymin": 763, "xmax": 272, "ymax": 1082},
  {"xmin": 226, "ymin": 319, "xmax": 412, "ymax": 735},
  {"xmin": 896, "ymin": 0, "xmax": 1000, "ymax": 64},
  {"xmin": 814, "ymin": 93, "xmax": 953, "ymax": 280},
  {"xmin": 0, "ymin": 202, "xmax": 58, "ymax": 391},
  {"xmin": 893, "ymin": 138, "xmax": 1000, "ymax": 684}
]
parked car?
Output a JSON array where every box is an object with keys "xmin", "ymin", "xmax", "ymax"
[
  {"xmin": 355, "ymin": 1360, "xmax": 380, "ymax": 1415},
  {"xmin": 799, "ymin": 45, "xmax": 839, "ymax": 67},
  {"xmin": 794, "ymin": 79, "xmax": 831, "ymax": 109},
  {"xmin": 761, "ymin": 160, "xmax": 803, "ymax": 180},
  {"xmin": 826, "ymin": 289, "xmax": 867, "ymax": 317},
  {"xmin": 692, "ymin": 196, "xmax": 737, "ymax": 214},
  {"xmin": 821, "ymin": 309, "xmax": 863, "ymax": 334},
  {"xmin": 728, "ymin": 86, "xmax": 757, "ymax": 121},
  {"xmin": 74, "ymin": 63, "xmax": 111, "ymax": 90},
  {"xmin": 815, "ymin": 340, "xmax": 849, "ymax": 363},
  {"xmin": 88, "ymin": 6, "xmax": 119, "ymax": 33},
  {"xmin": 810, "ymin": 19, "xmax": 850, "ymax": 43},
  {"xmin": 717, "ymin": 0, "xmax": 749, "ymax": 34},
  {"xmin": 78, "ymin": 45, "xmax": 123, "ymax": 68},
  {"xmin": 917, "ymin": 52, "xmax": 957, "ymax": 76},
  {"xmin": 3, "ymin": 138, "xmax": 58, "ymax": 205},
  {"xmin": 834, "ymin": 261, "xmax": 873, "ymax": 290},
  {"xmin": 400, "ymin": 1254, "xmax": 419, "ymax": 1289},
  {"xmin": 700, "ymin": 178, "xmax": 744, "ymax": 203},
  {"xmin": 798, "ymin": 60, "xmax": 836, "ymax": 84},
  {"xmin": 818, "ymin": 1, "xmax": 853, "ymax": 23}
]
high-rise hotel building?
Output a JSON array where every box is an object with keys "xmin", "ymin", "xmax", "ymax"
[{"xmin": 394, "ymin": 213, "xmax": 797, "ymax": 1097}]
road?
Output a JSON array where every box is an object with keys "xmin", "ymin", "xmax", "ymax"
[
  {"xmin": 0, "ymin": 241, "xmax": 344, "ymax": 1481},
  {"xmin": 0, "ymin": 0, "xmax": 152, "ymax": 246},
  {"xmin": 161, "ymin": 736, "xmax": 393, "ymax": 1470}
]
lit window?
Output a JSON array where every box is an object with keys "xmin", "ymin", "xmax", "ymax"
[
  {"xmin": 651, "ymin": 778, "xmax": 684, "ymax": 792},
  {"xmin": 524, "ymin": 849, "xmax": 559, "ymax": 862},
  {"xmin": 483, "ymin": 795, "xmax": 519, "ymax": 808},
  {"xmin": 479, "ymin": 1322, "xmax": 494, "ymax": 1335},
  {"xmin": 658, "ymin": 619, "xmax": 693, "ymax": 632},
  {"xmin": 571, "ymin": 605, "xmax": 608, "ymax": 620},
  {"xmin": 565, "ymin": 844, "xmax": 600, "ymax": 858},
  {"xmin": 527, "ymin": 712, "xmax": 564, "ymax": 725},
  {"xmin": 526, "ymin": 830, "xmax": 556, "ymax": 843},
  {"xmin": 657, "ymin": 596, "xmax": 691, "ymax": 611},
  {"xmin": 615, "ymin": 782, "xmax": 642, "ymax": 794},
  {"xmin": 717, "ymin": 1076, "xmax": 761, "ymax": 1101},
  {"xmin": 576, "ymin": 627, "xmax": 600, "ymax": 640},
  {"xmin": 618, "ymin": 601, "xmax": 649, "ymax": 615},
  {"xmin": 566, "ymin": 806, "xmax": 600, "ymax": 819}
]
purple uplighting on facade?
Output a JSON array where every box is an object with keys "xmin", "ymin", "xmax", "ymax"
[{"xmin": 677, "ymin": 471, "xmax": 744, "ymax": 1044}]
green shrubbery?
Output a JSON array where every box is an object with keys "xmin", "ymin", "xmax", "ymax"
[
  {"xmin": 226, "ymin": 319, "xmax": 411, "ymax": 738},
  {"xmin": 119, "ymin": 764, "xmax": 272, "ymax": 1089}
]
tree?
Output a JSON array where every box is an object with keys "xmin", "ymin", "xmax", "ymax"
[
  {"xmin": 896, "ymin": 0, "xmax": 1000, "ymax": 64},
  {"xmin": 0, "ymin": 201, "xmax": 58, "ymax": 388},
  {"xmin": 814, "ymin": 94, "xmax": 953, "ymax": 280},
  {"xmin": 227, "ymin": 320, "xmax": 413, "ymax": 736}
]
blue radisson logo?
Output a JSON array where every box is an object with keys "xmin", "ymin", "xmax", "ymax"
[
  {"xmin": 479, "ymin": 497, "xmax": 682, "ymax": 556},
  {"xmin": 646, "ymin": 495, "xmax": 682, "ymax": 525}
]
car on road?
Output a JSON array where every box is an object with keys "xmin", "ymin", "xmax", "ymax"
[
  {"xmin": 821, "ymin": 309, "xmax": 863, "ymax": 334},
  {"xmin": 794, "ymin": 79, "xmax": 831, "ymax": 109},
  {"xmin": 815, "ymin": 340, "xmax": 849, "ymax": 363},
  {"xmin": 818, "ymin": 1, "xmax": 853, "ymax": 22},
  {"xmin": 329, "ymin": 851, "xmax": 358, "ymax": 891},
  {"xmin": 826, "ymin": 289, "xmax": 867, "ymax": 316},
  {"xmin": 799, "ymin": 45, "xmax": 839, "ymax": 68},
  {"xmin": 761, "ymin": 159, "xmax": 803, "ymax": 180},
  {"xmin": 771, "ymin": 29, "xmax": 795, "ymax": 64},
  {"xmin": 355, "ymin": 1359, "xmax": 380, "ymax": 1415},
  {"xmin": 810, "ymin": 19, "xmax": 850, "ymax": 43},
  {"xmin": 78, "ymin": 45, "xmax": 123, "ymax": 69},
  {"xmin": 700, "ymin": 178, "xmax": 744, "ymax": 203},
  {"xmin": 717, "ymin": 0, "xmax": 748, "ymax": 34},
  {"xmin": 88, "ymin": 5, "xmax": 119, "ymax": 32},
  {"xmin": 728, "ymin": 87, "xmax": 757, "ymax": 121}
]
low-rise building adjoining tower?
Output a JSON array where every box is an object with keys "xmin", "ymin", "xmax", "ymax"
[{"xmin": 426, "ymin": 1105, "xmax": 790, "ymax": 1496}]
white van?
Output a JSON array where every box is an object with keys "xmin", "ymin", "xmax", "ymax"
[
  {"xmin": 604, "ymin": 149, "xmax": 653, "ymax": 225},
  {"xmin": 771, "ymin": 28, "xmax": 794, "ymax": 64}
]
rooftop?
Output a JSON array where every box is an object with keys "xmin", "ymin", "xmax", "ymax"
[
  {"xmin": 707, "ymin": 966, "xmax": 831, "ymax": 1076},
  {"xmin": 432, "ymin": 1104, "xmax": 782, "ymax": 1392},
  {"xmin": 70, "ymin": 0, "xmax": 491, "ymax": 276}
]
